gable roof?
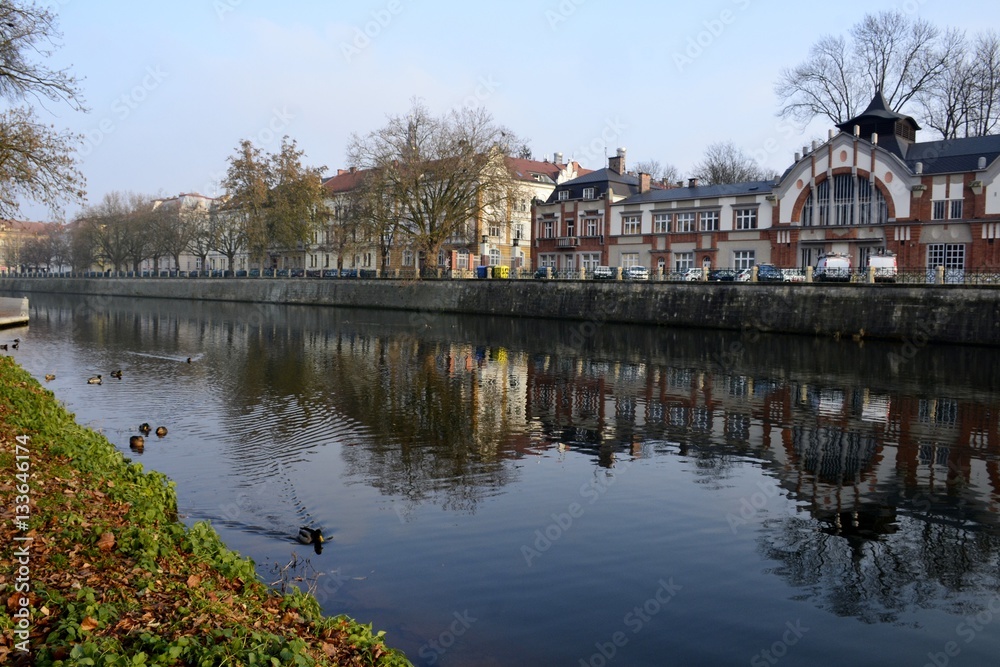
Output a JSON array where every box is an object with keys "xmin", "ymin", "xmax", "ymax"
[
  {"xmin": 904, "ymin": 135, "xmax": 1000, "ymax": 174},
  {"xmin": 322, "ymin": 168, "xmax": 369, "ymax": 195},
  {"xmin": 621, "ymin": 180, "xmax": 774, "ymax": 205}
]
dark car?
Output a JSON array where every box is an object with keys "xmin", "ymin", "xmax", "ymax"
[
  {"xmin": 755, "ymin": 264, "xmax": 785, "ymax": 282},
  {"xmin": 707, "ymin": 269, "xmax": 737, "ymax": 282},
  {"xmin": 534, "ymin": 267, "xmax": 555, "ymax": 279}
]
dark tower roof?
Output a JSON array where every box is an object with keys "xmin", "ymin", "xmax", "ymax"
[{"xmin": 836, "ymin": 92, "xmax": 921, "ymax": 159}]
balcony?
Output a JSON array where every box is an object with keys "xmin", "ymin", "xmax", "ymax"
[{"xmin": 556, "ymin": 236, "xmax": 580, "ymax": 248}]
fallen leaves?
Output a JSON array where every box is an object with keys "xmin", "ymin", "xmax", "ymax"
[{"xmin": 97, "ymin": 531, "xmax": 116, "ymax": 551}]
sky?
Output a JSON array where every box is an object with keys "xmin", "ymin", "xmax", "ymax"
[{"xmin": 16, "ymin": 0, "xmax": 1000, "ymax": 221}]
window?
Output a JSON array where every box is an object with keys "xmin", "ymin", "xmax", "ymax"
[
  {"xmin": 512, "ymin": 223, "xmax": 524, "ymax": 242},
  {"xmin": 674, "ymin": 252, "xmax": 694, "ymax": 271},
  {"xmin": 557, "ymin": 190, "xmax": 568, "ymax": 201},
  {"xmin": 654, "ymin": 213, "xmax": 670, "ymax": 233},
  {"xmin": 583, "ymin": 187, "xmax": 595, "ymax": 199},
  {"xmin": 927, "ymin": 243, "xmax": 965, "ymax": 269},
  {"xmin": 539, "ymin": 254, "xmax": 556, "ymax": 268},
  {"xmin": 622, "ymin": 215, "xmax": 641, "ymax": 235},
  {"xmin": 566, "ymin": 219, "xmax": 575, "ymax": 236},
  {"xmin": 656, "ymin": 257, "xmax": 666, "ymax": 273},
  {"xmin": 582, "ymin": 253, "xmax": 601, "ymax": 270},
  {"xmin": 489, "ymin": 222, "xmax": 501, "ymax": 237},
  {"xmin": 950, "ymin": 199, "xmax": 963, "ymax": 220},
  {"xmin": 931, "ymin": 198, "xmax": 963, "ymax": 220},
  {"xmin": 700, "ymin": 210, "xmax": 719, "ymax": 231},
  {"xmin": 676, "ymin": 212, "xmax": 695, "ymax": 232},
  {"xmin": 456, "ymin": 249, "xmax": 469, "ymax": 269},
  {"xmin": 403, "ymin": 249, "xmax": 414, "ymax": 267},
  {"xmin": 489, "ymin": 248, "xmax": 501, "ymax": 265},
  {"xmin": 733, "ymin": 250, "xmax": 755, "ymax": 270},
  {"xmin": 735, "ymin": 208, "xmax": 757, "ymax": 230},
  {"xmin": 621, "ymin": 252, "xmax": 639, "ymax": 268},
  {"xmin": 544, "ymin": 220, "xmax": 554, "ymax": 238},
  {"xmin": 585, "ymin": 217, "xmax": 599, "ymax": 236},
  {"xmin": 833, "ymin": 175, "xmax": 853, "ymax": 225}
]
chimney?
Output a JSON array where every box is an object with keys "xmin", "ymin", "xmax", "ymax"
[
  {"xmin": 688, "ymin": 177, "xmax": 699, "ymax": 188},
  {"xmin": 337, "ymin": 169, "xmax": 347, "ymax": 176},
  {"xmin": 555, "ymin": 152, "xmax": 564, "ymax": 165},
  {"xmin": 639, "ymin": 172, "xmax": 651, "ymax": 194},
  {"xmin": 608, "ymin": 147, "xmax": 626, "ymax": 174},
  {"xmin": 978, "ymin": 156, "xmax": 987, "ymax": 170}
]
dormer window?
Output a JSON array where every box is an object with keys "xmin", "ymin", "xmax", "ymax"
[
  {"xmin": 583, "ymin": 187, "xmax": 596, "ymax": 199},
  {"xmin": 557, "ymin": 190, "xmax": 569, "ymax": 201}
]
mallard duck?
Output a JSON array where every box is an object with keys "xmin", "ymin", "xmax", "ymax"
[
  {"xmin": 0, "ymin": 344, "xmax": 7, "ymax": 351},
  {"xmin": 87, "ymin": 374, "xmax": 102, "ymax": 385},
  {"xmin": 186, "ymin": 357, "xmax": 192, "ymax": 363},
  {"xmin": 297, "ymin": 527, "xmax": 324, "ymax": 545},
  {"xmin": 129, "ymin": 435, "xmax": 145, "ymax": 448},
  {"xmin": 44, "ymin": 374, "xmax": 55, "ymax": 382},
  {"xmin": 155, "ymin": 426, "xmax": 168, "ymax": 437},
  {"xmin": 139, "ymin": 423, "xmax": 151, "ymax": 435},
  {"xmin": 10, "ymin": 341, "xmax": 17, "ymax": 350},
  {"xmin": 110, "ymin": 369, "xmax": 123, "ymax": 379}
]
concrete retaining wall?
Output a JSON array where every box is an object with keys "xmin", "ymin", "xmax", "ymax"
[{"xmin": 2, "ymin": 277, "xmax": 999, "ymax": 345}]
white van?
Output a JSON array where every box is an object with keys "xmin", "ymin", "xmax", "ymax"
[
  {"xmin": 867, "ymin": 252, "xmax": 898, "ymax": 282},
  {"xmin": 814, "ymin": 253, "xmax": 852, "ymax": 282}
]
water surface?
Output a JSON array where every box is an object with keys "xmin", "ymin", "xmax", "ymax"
[{"xmin": 6, "ymin": 292, "xmax": 1000, "ymax": 666}]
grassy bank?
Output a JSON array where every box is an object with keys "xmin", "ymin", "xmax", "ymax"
[{"xmin": 0, "ymin": 356, "xmax": 410, "ymax": 666}]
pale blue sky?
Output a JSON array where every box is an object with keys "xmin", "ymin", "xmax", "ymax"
[{"xmin": 19, "ymin": 0, "xmax": 1000, "ymax": 220}]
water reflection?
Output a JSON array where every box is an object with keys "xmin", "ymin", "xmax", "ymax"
[{"xmin": 11, "ymin": 292, "xmax": 1000, "ymax": 663}]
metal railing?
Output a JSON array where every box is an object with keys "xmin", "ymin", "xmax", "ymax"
[{"xmin": 6, "ymin": 266, "xmax": 1000, "ymax": 285}]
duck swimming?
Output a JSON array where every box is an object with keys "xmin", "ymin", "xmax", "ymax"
[
  {"xmin": 298, "ymin": 526, "xmax": 323, "ymax": 544},
  {"xmin": 297, "ymin": 527, "xmax": 325, "ymax": 554},
  {"xmin": 44, "ymin": 374, "xmax": 55, "ymax": 382},
  {"xmin": 87, "ymin": 375, "xmax": 102, "ymax": 385},
  {"xmin": 139, "ymin": 423, "xmax": 151, "ymax": 435},
  {"xmin": 129, "ymin": 435, "xmax": 145, "ymax": 448},
  {"xmin": 155, "ymin": 426, "xmax": 167, "ymax": 437},
  {"xmin": 110, "ymin": 370, "xmax": 123, "ymax": 379}
]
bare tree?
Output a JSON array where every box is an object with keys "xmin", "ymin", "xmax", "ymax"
[
  {"xmin": 156, "ymin": 197, "xmax": 205, "ymax": 273},
  {"xmin": 75, "ymin": 192, "xmax": 131, "ymax": 272},
  {"xmin": 776, "ymin": 11, "xmax": 954, "ymax": 126},
  {"xmin": 347, "ymin": 101, "xmax": 525, "ymax": 275},
  {"xmin": 691, "ymin": 142, "xmax": 771, "ymax": 185},
  {"xmin": 0, "ymin": 2, "xmax": 86, "ymax": 218},
  {"xmin": 634, "ymin": 159, "xmax": 680, "ymax": 184},
  {"xmin": 345, "ymin": 169, "xmax": 399, "ymax": 273}
]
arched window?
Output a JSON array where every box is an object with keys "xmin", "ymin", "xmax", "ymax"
[{"xmin": 803, "ymin": 174, "xmax": 887, "ymax": 226}]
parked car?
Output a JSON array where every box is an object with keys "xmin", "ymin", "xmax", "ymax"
[
  {"xmin": 682, "ymin": 268, "xmax": 703, "ymax": 281},
  {"xmin": 755, "ymin": 264, "xmax": 785, "ymax": 282},
  {"xmin": 707, "ymin": 268, "xmax": 738, "ymax": 282},
  {"xmin": 814, "ymin": 253, "xmax": 852, "ymax": 282},
  {"xmin": 592, "ymin": 265, "xmax": 614, "ymax": 280},
  {"xmin": 867, "ymin": 252, "xmax": 897, "ymax": 282},
  {"xmin": 782, "ymin": 268, "xmax": 806, "ymax": 282},
  {"xmin": 534, "ymin": 267, "xmax": 555, "ymax": 279},
  {"xmin": 624, "ymin": 266, "xmax": 649, "ymax": 280}
]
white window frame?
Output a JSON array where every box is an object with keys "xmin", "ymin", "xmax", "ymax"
[
  {"xmin": 674, "ymin": 252, "xmax": 694, "ymax": 271},
  {"xmin": 653, "ymin": 213, "xmax": 670, "ymax": 233},
  {"xmin": 735, "ymin": 208, "xmax": 757, "ymax": 230},
  {"xmin": 583, "ymin": 187, "xmax": 596, "ymax": 199},
  {"xmin": 622, "ymin": 215, "xmax": 641, "ymax": 235},
  {"xmin": 700, "ymin": 210, "xmax": 719, "ymax": 232},
  {"xmin": 733, "ymin": 250, "xmax": 755, "ymax": 270},
  {"xmin": 557, "ymin": 190, "xmax": 569, "ymax": 201},
  {"xmin": 676, "ymin": 212, "xmax": 695, "ymax": 233},
  {"xmin": 585, "ymin": 217, "xmax": 599, "ymax": 236},
  {"xmin": 621, "ymin": 252, "xmax": 639, "ymax": 268}
]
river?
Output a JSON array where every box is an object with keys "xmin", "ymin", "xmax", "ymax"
[{"xmin": 5, "ymin": 291, "xmax": 1000, "ymax": 666}]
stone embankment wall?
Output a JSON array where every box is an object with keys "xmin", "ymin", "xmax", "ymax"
[{"xmin": 2, "ymin": 277, "xmax": 998, "ymax": 345}]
